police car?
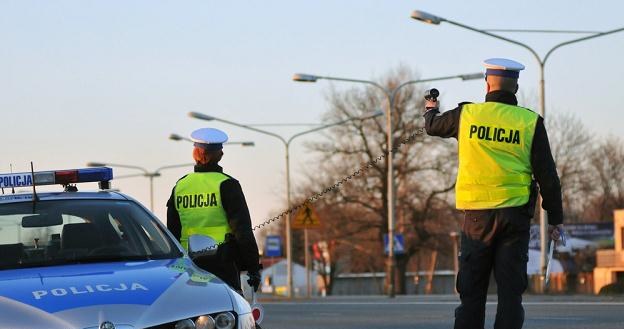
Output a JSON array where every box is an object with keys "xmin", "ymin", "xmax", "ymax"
[{"xmin": 0, "ymin": 167, "xmax": 257, "ymax": 329}]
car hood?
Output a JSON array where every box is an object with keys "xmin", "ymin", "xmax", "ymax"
[{"xmin": 0, "ymin": 258, "xmax": 236, "ymax": 328}]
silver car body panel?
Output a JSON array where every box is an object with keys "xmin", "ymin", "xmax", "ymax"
[
  {"xmin": 0, "ymin": 192, "xmax": 253, "ymax": 329},
  {"xmin": 0, "ymin": 258, "xmax": 244, "ymax": 328}
]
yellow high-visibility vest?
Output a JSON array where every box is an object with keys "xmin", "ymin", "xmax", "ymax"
[
  {"xmin": 456, "ymin": 102, "xmax": 538, "ymax": 209},
  {"xmin": 174, "ymin": 172, "xmax": 231, "ymax": 250}
]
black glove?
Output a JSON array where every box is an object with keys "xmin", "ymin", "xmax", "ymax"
[{"xmin": 247, "ymin": 271, "xmax": 261, "ymax": 292}]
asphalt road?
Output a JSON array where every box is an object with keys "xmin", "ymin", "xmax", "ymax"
[{"xmin": 259, "ymin": 295, "xmax": 624, "ymax": 329}]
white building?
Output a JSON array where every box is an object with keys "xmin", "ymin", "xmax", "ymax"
[{"xmin": 259, "ymin": 260, "xmax": 318, "ymax": 297}]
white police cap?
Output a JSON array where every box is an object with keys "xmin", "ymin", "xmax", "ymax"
[
  {"xmin": 484, "ymin": 58, "xmax": 525, "ymax": 78},
  {"xmin": 190, "ymin": 128, "xmax": 228, "ymax": 150}
]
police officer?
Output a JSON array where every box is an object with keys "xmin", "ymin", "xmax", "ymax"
[
  {"xmin": 423, "ymin": 58, "xmax": 564, "ymax": 329},
  {"xmin": 167, "ymin": 128, "xmax": 261, "ymax": 293}
]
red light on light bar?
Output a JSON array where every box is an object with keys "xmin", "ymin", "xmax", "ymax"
[{"xmin": 55, "ymin": 170, "xmax": 79, "ymax": 185}]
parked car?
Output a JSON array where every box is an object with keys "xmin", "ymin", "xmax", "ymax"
[{"xmin": 0, "ymin": 167, "xmax": 256, "ymax": 329}]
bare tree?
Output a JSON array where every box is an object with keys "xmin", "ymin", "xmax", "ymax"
[
  {"xmin": 543, "ymin": 112, "xmax": 624, "ymax": 222},
  {"xmin": 544, "ymin": 112, "xmax": 595, "ymax": 222},
  {"xmin": 294, "ymin": 160, "xmax": 386, "ymax": 295},
  {"xmin": 584, "ymin": 137, "xmax": 624, "ymax": 220},
  {"xmin": 296, "ymin": 66, "xmax": 459, "ymax": 294}
]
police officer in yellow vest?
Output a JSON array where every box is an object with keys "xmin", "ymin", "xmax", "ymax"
[
  {"xmin": 424, "ymin": 58, "xmax": 564, "ymax": 329},
  {"xmin": 167, "ymin": 128, "xmax": 261, "ymax": 293}
]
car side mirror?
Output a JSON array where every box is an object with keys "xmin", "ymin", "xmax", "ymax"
[{"xmin": 188, "ymin": 234, "xmax": 218, "ymax": 261}]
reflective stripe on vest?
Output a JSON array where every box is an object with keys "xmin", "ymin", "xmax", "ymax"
[
  {"xmin": 175, "ymin": 172, "xmax": 231, "ymax": 250},
  {"xmin": 456, "ymin": 102, "xmax": 538, "ymax": 209}
]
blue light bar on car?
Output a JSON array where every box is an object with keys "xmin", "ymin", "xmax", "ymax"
[{"xmin": 0, "ymin": 167, "xmax": 113, "ymax": 188}]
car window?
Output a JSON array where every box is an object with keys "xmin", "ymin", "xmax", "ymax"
[{"xmin": 0, "ymin": 199, "xmax": 181, "ymax": 269}]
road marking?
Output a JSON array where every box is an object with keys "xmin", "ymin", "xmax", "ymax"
[
  {"xmin": 523, "ymin": 302, "xmax": 624, "ymax": 306},
  {"xmin": 531, "ymin": 317, "xmax": 586, "ymax": 321},
  {"xmin": 263, "ymin": 301, "xmax": 624, "ymax": 306},
  {"xmin": 315, "ymin": 312, "xmax": 341, "ymax": 316}
]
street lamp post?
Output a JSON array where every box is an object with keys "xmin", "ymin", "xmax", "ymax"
[
  {"xmin": 293, "ymin": 72, "xmax": 483, "ymax": 297},
  {"xmin": 86, "ymin": 162, "xmax": 194, "ymax": 211},
  {"xmin": 188, "ymin": 110, "xmax": 382, "ymax": 298},
  {"xmin": 411, "ymin": 8, "xmax": 624, "ymax": 277},
  {"xmin": 449, "ymin": 231, "xmax": 460, "ymax": 294}
]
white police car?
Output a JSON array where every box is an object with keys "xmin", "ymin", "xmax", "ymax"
[{"xmin": 0, "ymin": 167, "xmax": 257, "ymax": 329}]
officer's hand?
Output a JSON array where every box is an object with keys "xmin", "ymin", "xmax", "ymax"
[
  {"xmin": 247, "ymin": 271, "xmax": 261, "ymax": 292},
  {"xmin": 548, "ymin": 224, "xmax": 565, "ymax": 244},
  {"xmin": 425, "ymin": 99, "xmax": 439, "ymax": 111}
]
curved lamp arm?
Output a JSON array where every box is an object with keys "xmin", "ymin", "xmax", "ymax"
[{"xmin": 189, "ymin": 112, "xmax": 287, "ymax": 147}]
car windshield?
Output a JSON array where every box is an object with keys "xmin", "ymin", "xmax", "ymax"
[{"xmin": 0, "ymin": 199, "xmax": 181, "ymax": 269}]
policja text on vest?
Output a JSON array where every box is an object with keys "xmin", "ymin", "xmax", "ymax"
[
  {"xmin": 469, "ymin": 124, "xmax": 521, "ymax": 144},
  {"xmin": 176, "ymin": 193, "xmax": 218, "ymax": 209}
]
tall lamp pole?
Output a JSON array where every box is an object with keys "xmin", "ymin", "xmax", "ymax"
[
  {"xmin": 188, "ymin": 110, "xmax": 382, "ymax": 298},
  {"xmin": 410, "ymin": 9, "xmax": 624, "ymax": 277},
  {"xmin": 293, "ymin": 72, "xmax": 483, "ymax": 297}
]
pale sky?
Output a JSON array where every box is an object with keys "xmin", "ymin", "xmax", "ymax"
[{"xmin": 2, "ymin": 1, "xmax": 623, "ymax": 234}]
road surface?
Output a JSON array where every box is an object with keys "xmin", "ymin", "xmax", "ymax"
[{"xmin": 260, "ymin": 295, "xmax": 624, "ymax": 329}]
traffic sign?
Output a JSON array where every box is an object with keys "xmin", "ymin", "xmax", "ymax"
[
  {"xmin": 265, "ymin": 235, "xmax": 282, "ymax": 257},
  {"xmin": 292, "ymin": 203, "xmax": 322, "ymax": 229},
  {"xmin": 383, "ymin": 234, "xmax": 405, "ymax": 255}
]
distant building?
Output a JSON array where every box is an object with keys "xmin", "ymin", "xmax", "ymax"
[
  {"xmin": 593, "ymin": 210, "xmax": 624, "ymax": 293},
  {"xmin": 259, "ymin": 260, "xmax": 318, "ymax": 297}
]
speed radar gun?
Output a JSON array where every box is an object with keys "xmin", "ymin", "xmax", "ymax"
[
  {"xmin": 424, "ymin": 88, "xmax": 440, "ymax": 110},
  {"xmin": 424, "ymin": 88, "xmax": 439, "ymax": 101},
  {"xmin": 544, "ymin": 229, "xmax": 567, "ymax": 289}
]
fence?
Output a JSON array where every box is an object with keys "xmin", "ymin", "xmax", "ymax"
[
  {"xmin": 331, "ymin": 271, "xmax": 596, "ymax": 295},
  {"xmin": 332, "ymin": 270, "xmax": 456, "ymax": 295}
]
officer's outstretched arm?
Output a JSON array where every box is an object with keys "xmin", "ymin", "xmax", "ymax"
[{"xmin": 423, "ymin": 104, "xmax": 465, "ymax": 139}]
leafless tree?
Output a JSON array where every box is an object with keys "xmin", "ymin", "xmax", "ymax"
[
  {"xmin": 295, "ymin": 66, "xmax": 459, "ymax": 294},
  {"xmin": 584, "ymin": 137, "xmax": 624, "ymax": 220},
  {"xmin": 543, "ymin": 112, "xmax": 624, "ymax": 222},
  {"xmin": 544, "ymin": 112, "xmax": 595, "ymax": 222}
]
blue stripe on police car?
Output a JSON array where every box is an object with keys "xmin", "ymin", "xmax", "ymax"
[{"xmin": 0, "ymin": 260, "xmax": 179, "ymax": 313}]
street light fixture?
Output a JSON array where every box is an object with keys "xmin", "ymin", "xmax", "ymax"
[
  {"xmin": 410, "ymin": 10, "xmax": 444, "ymax": 25},
  {"xmin": 188, "ymin": 110, "xmax": 382, "ymax": 298},
  {"xmin": 458, "ymin": 73, "xmax": 486, "ymax": 81},
  {"xmin": 169, "ymin": 133, "xmax": 191, "ymax": 142},
  {"xmin": 169, "ymin": 133, "xmax": 255, "ymax": 146},
  {"xmin": 291, "ymin": 74, "xmax": 319, "ymax": 83},
  {"xmin": 410, "ymin": 8, "xmax": 624, "ymax": 277},
  {"xmin": 86, "ymin": 162, "xmax": 193, "ymax": 211},
  {"xmin": 293, "ymin": 72, "xmax": 483, "ymax": 297}
]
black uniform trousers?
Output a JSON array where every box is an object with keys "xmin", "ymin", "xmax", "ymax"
[
  {"xmin": 192, "ymin": 240, "xmax": 242, "ymax": 292},
  {"xmin": 454, "ymin": 205, "xmax": 531, "ymax": 329}
]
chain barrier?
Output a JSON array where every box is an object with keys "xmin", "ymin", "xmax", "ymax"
[
  {"xmin": 193, "ymin": 127, "xmax": 426, "ymax": 253},
  {"xmin": 251, "ymin": 127, "xmax": 426, "ymax": 231}
]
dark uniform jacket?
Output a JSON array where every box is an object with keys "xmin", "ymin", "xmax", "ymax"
[
  {"xmin": 423, "ymin": 90, "xmax": 563, "ymax": 225},
  {"xmin": 167, "ymin": 163, "xmax": 260, "ymax": 273}
]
